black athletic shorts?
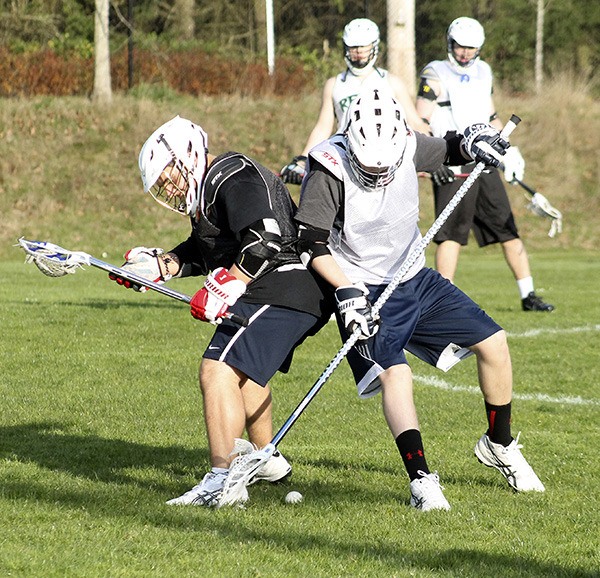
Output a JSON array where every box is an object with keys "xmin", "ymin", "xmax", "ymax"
[{"xmin": 433, "ymin": 167, "xmax": 519, "ymax": 247}]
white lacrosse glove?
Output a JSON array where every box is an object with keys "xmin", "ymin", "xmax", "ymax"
[
  {"xmin": 280, "ymin": 155, "xmax": 307, "ymax": 185},
  {"xmin": 502, "ymin": 145, "xmax": 525, "ymax": 183},
  {"xmin": 109, "ymin": 247, "xmax": 171, "ymax": 292},
  {"xmin": 461, "ymin": 123, "xmax": 510, "ymax": 168},
  {"xmin": 335, "ymin": 283, "xmax": 380, "ymax": 340},
  {"xmin": 190, "ymin": 267, "xmax": 246, "ymax": 323},
  {"xmin": 528, "ymin": 192, "xmax": 563, "ymax": 238}
]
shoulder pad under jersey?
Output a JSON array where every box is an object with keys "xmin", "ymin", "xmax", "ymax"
[
  {"xmin": 308, "ymin": 136, "xmax": 346, "ymax": 180},
  {"xmin": 206, "ymin": 153, "xmax": 250, "ymax": 192}
]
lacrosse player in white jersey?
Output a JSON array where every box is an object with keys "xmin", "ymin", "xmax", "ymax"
[
  {"xmin": 416, "ymin": 17, "xmax": 554, "ymax": 312},
  {"xmin": 110, "ymin": 116, "xmax": 333, "ymax": 507},
  {"xmin": 280, "ymin": 17, "xmax": 429, "ymax": 186},
  {"xmin": 294, "ymin": 89, "xmax": 545, "ymax": 511}
]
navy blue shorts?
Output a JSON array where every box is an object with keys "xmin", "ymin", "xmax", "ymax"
[
  {"xmin": 340, "ymin": 268, "xmax": 503, "ymax": 397},
  {"xmin": 203, "ymin": 302, "xmax": 326, "ymax": 387}
]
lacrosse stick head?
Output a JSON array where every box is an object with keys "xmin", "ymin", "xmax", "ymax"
[
  {"xmin": 17, "ymin": 238, "xmax": 89, "ymax": 277},
  {"xmin": 527, "ymin": 193, "xmax": 563, "ymax": 238},
  {"xmin": 217, "ymin": 442, "xmax": 277, "ymax": 508}
]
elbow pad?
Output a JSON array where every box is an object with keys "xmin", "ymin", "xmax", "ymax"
[
  {"xmin": 297, "ymin": 224, "xmax": 331, "ymax": 266},
  {"xmin": 235, "ymin": 218, "xmax": 282, "ymax": 279}
]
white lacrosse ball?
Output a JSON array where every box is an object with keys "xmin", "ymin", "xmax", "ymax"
[{"xmin": 284, "ymin": 491, "xmax": 303, "ymax": 504}]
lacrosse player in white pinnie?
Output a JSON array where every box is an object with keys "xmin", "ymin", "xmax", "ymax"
[
  {"xmin": 280, "ymin": 17, "xmax": 430, "ymax": 186},
  {"xmin": 110, "ymin": 116, "xmax": 333, "ymax": 507},
  {"xmin": 294, "ymin": 89, "xmax": 545, "ymax": 511},
  {"xmin": 416, "ymin": 17, "xmax": 554, "ymax": 312}
]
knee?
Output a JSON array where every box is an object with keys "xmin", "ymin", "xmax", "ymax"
[{"xmin": 472, "ymin": 330, "xmax": 510, "ymax": 362}]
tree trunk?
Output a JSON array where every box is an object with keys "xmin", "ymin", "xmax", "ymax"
[
  {"xmin": 92, "ymin": 0, "xmax": 112, "ymax": 104},
  {"xmin": 386, "ymin": 0, "xmax": 416, "ymax": 97},
  {"xmin": 254, "ymin": 0, "xmax": 267, "ymax": 55},
  {"xmin": 535, "ymin": 0, "xmax": 545, "ymax": 94},
  {"xmin": 172, "ymin": 0, "xmax": 195, "ymax": 40}
]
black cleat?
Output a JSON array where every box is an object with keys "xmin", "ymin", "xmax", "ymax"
[{"xmin": 521, "ymin": 292, "xmax": 555, "ymax": 312}]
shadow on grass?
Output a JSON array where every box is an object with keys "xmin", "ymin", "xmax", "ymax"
[
  {"xmin": 16, "ymin": 298, "xmax": 184, "ymax": 311},
  {"xmin": 0, "ymin": 421, "xmax": 208, "ymax": 494},
  {"xmin": 0, "ymin": 423, "xmax": 591, "ymax": 577}
]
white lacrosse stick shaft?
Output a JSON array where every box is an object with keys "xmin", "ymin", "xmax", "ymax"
[
  {"xmin": 17, "ymin": 239, "xmax": 248, "ymax": 326},
  {"xmin": 217, "ymin": 116, "xmax": 522, "ymax": 507}
]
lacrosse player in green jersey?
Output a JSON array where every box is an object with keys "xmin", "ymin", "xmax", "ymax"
[{"xmin": 280, "ymin": 17, "xmax": 430, "ymax": 186}]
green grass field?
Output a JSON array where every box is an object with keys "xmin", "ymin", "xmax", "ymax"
[{"xmin": 1, "ymin": 247, "xmax": 598, "ymax": 577}]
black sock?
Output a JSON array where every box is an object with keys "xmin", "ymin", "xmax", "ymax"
[
  {"xmin": 485, "ymin": 401, "xmax": 512, "ymax": 446},
  {"xmin": 395, "ymin": 429, "xmax": 429, "ymax": 481}
]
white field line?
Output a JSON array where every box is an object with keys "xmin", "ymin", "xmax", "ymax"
[
  {"xmin": 413, "ymin": 324, "xmax": 600, "ymax": 405},
  {"xmin": 506, "ymin": 324, "xmax": 600, "ymax": 338},
  {"xmin": 414, "ymin": 374, "xmax": 600, "ymax": 407}
]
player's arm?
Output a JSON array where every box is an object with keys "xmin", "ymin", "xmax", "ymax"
[
  {"xmin": 388, "ymin": 73, "xmax": 430, "ymax": 134},
  {"xmin": 415, "ymin": 75, "xmax": 441, "ymax": 129},
  {"xmin": 295, "ymin": 166, "xmax": 378, "ymax": 339},
  {"xmin": 280, "ymin": 78, "xmax": 336, "ymax": 184},
  {"xmin": 301, "ymin": 77, "xmax": 337, "ymax": 155}
]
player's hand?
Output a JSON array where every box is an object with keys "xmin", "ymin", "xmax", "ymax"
[
  {"xmin": 461, "ymin": 123, "xmax": 510, "ymax": 167},
  {"xmin": 280, "ymin": 155, "xmax": 307, "ymax": 185},
  {"xmin": 190, "ymin": 267, "xmax": 247, "ymax": 323},
  {"xmin": 502, "ymin": 145, "xmax": 525, "ymax": 183},
  {"xmin": 335, "ymin": 283, "xmax": 380, "ymax": 340},
  {"xmin": 108, "ymin": 247, "xmax": 171, "ymax": 292},
  {"xmin": 430, "ymin": 165, "xmax": 455, "ymax": 186}
]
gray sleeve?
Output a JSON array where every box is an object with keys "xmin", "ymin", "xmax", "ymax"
[
  {"xmin": 413, "ymin": 132, "xmax": 449, "ymax": 173},
  {"xmin": 295, "ymin": 162, "xmax": 343, "ymax": 232}
]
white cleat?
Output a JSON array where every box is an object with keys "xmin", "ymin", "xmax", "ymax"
[
  {"xmin": 474, "ymin": 432, "xmax": 545, "ymax": 492},
  {"xmin": 248, "ymin": 450, "xmax": 292, "ymax": 485},
  {"xmin": 166, "ymin": 470, "xmax": 228, "ymax": 506},
  {"xmin": 409, "ymin": 470, "xmax": 451, "ymax": 511}
]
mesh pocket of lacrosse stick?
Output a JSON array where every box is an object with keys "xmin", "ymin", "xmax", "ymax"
[
  {"xmin": 18, "ymin": 238, "xmax": 85, "ymax": 277},
  {"xmin": 527, "ymin": 193, "xmax": 563, "ymax": 237}
]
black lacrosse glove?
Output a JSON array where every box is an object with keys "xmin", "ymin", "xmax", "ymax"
[
  {"xmin": 461, "ymin": 123, "xmax": 510, "ymax": 168},
  {"xmin": 280, "ymin": 155, "xmax": 307, "ymax": 185},
  {"xmin": 430, "ymin": 165, "xmax": 455, "ymax": 186},
  {"xmin": 335, "ymin": 284, "xmax": 380, "ymax": 340}
]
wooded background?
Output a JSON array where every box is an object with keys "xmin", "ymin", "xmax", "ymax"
[{"xmin": 1, "ymin": 0, "xmax": 597, "ymax": 97}]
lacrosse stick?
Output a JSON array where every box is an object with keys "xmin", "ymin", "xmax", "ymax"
[
  {"xmin": 510, "ymin": 177, "xmax": 562, "ymax": 238},
  {"xmin": 217, "ymin": 116, "xmax": 522, "ymax": 507},
  {"xmin": 450, "ymin": 167, "xmax": 563, "ymax": 238},
  {"xmin": 16, "ymin": 238, "xmax": 248, "ymax": 327}
]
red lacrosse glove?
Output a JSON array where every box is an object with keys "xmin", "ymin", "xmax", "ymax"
[{"xmin": 190, "ymin": 267, "xmax": 246, "ymax": 323}]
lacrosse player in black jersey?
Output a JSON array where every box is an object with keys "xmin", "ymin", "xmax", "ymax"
[
  {"xmin": 110, "ymin": 116, "xmax": 333, "ymax": 507},
  {"xmin": 295, "ymin": 90, "xmax": 545, "ymax": 511}
]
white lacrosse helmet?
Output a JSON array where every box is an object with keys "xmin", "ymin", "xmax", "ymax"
[
  {"xmin": 343, "ymin": 18, "xmax": 380, "ymax": 76},
  {"xmin": 345, "ymin": 89, "xmax": 408, "ymax": 190},
  {"xmin": 138, "ymin": 116, "xmax": 209, "ymax": 216},
  {"xmin": 447, "ymin": 17, "xmax": 485, "ymax": 68}
]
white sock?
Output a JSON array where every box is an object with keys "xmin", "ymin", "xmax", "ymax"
[
  {"xmin": 517, "ymin": 276, "xmax": 534, "ymax": 299},
  {"xmin": 211, "ymin": 467, "xmax": 228, "ymax": 475}
]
